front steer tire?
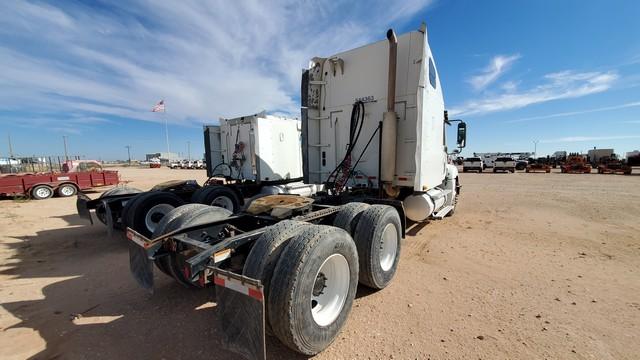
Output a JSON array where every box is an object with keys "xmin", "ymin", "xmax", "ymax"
[
  {"xmin": 353, "ymin": 205, "xmax": 402, "ymax": 289},
  {"xmin": 268, "ymin": 225, "xmax": 359, "ymax": 355}
]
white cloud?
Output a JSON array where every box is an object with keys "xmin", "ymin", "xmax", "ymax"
[
  {"xmin": 451, "ymin": 70, "xmax": 618, "ymax": 117},
  {"xmin": 507, "ymin": 101, "xmax": 640, "ymax": 123},
  {"xmin": 541, "ymin": 135, "xmax": 640, "ymax": 143},
  {"xmin": 0, "ymin": 1, "xmax": 435, "ymax": 130},
  {"xmin": 468, "ymin": 54, "xmax": 520, "ymax": 91}
]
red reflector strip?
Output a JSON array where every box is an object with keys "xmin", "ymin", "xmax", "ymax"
[
  {"xmin": 248, "ymin": 288, "xmax": 263, "ymax": 301},
  {"xmin": 398, "ymin": 177, "xmax": 408, "ymax": 181},
  {"xmin": 212, "ymin": 275, "xmax": 264, "ymax": 302},
  {"xmin": 368, "ymin": 176, "xmax": 377, "ymax": 179}
]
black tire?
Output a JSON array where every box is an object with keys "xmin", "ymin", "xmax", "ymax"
[
  {"xmin": 163, "ymin": 206, "xmax": 232, "ymax": 287},
  {"xmin": 332, "ymin": 202, "xmax": 370, "ymax": 236},
  {"xmin": 57, "ymin": 183, "xmax": 77, "ymax": 197},
  {"xmin": 268, "ymin": 225, "xmax": 358, "ymax": 355},
  {"xmin": 493, "ymin": 168, "xmax": 496, "ymax": 173},
  {"xmin": 31, "ymin": 185, "xmax": 54, "ymax": 200},
  {"xmin": 128, "ymin": 192, "xmax": 185, "ymax": 238},
  {"xmin": 120, "ymin": 192, "xmax": 145, "ymax": 229},
  {"xmin": 479, "ymin": 168, "xmax": 483, "ymax": 173},
  {"xmin": 151, "ymin": 203, "xmax": 211, "ymax": 277},
  {"xmin": 194, "ymin": 186, "xmax": 240, "ymax": 213},
  {"xmin": 243, "ymin": 220, "xmax": 312, "ymax": 332},
  {"xmin": 96, "ymin": 187, "xmax": 142, "ymax": 225},
  {"xmin": 353, "ymin": 205, "xmax": 401, "ymax": 289},
  {"xmin": 462, "ymin": 168, "xmax": 467, "ymax": 173}
]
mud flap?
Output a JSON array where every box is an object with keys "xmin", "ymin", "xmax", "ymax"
[
  {"xmin": 212, "ymin": 267, "xmax": 266, "ymax": 360},
  {"xmin": 76, "ymin": 193, "xmax": 93, "ymax": 224},
  {"xmin": 127, "ymin": 228, "xmax": 160, "ymax": 292}
]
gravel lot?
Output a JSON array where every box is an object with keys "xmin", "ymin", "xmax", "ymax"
[{"xmin": 1, "ymin": 166, "xmax": 638, "ymax": 359}]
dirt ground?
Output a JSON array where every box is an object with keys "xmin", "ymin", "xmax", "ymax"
[{"xmin": 1, "ymin": 166, "xmax": 638, "ymax": 360}]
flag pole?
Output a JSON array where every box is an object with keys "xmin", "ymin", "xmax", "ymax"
[{"xmin": 164, "ymin": 103, "xmax": 170, "ymax": 155}]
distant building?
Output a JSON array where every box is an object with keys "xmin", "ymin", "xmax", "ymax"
[{"xmin": 145, "ymin": 152, "xmax": 179, "ymax": 164}]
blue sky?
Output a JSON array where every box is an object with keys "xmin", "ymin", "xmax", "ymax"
[{"xmin": 0, "ymin": 0, "xmax": 639, "ymax": 161}]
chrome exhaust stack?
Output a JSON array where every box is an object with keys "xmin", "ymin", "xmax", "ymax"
[{"xmin": 381, "ymin": 29, "xmax": 399, "ymax": 197}]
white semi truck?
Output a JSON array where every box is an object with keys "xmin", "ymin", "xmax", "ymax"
[{"xmin": 127, "ymin": 23, "xmax": 466, "ymax": 359}]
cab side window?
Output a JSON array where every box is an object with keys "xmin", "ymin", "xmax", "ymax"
[{"xmin": 428, "ymin": 57, "xmax": 437, "ymax": 89}]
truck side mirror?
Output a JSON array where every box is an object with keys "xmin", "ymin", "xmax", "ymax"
[{"xmin": 457, "ymin": 122, "xmax": 467, "ymax": 148}]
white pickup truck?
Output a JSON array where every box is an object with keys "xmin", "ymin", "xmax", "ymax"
[
  {"xmin": 463, "ymin": 157, "xmax": 484, "ymax": 172},
  {"xmin": 493, "ymin": 156, "xmax": 516, "ymax": 173}
]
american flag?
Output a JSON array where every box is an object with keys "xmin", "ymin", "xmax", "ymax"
[{"xmin": 151, "ymin": 100, "xmax": 165, "ymax": 112}]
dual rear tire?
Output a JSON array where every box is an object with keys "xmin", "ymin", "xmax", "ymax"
[{"xmin": 252, "ymin": 204, "xmax": 401, "ymax": 355}]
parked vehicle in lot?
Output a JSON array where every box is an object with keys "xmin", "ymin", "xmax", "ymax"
[
  {"xmin": 126, "ymin": 24, "xmax": 467, "ymax": 359},
  {"xmin": 515, "ymin": 159, "xmax": 528, "ymax": 171},
  {"xmin": 463, "ymin": 157, "xmax": 484, "ymax": 172},
  {"xmin": 193, "ymin": 159, "xmax": 205, "ymax": 169},
  {"xmin": 0, "ymin": 160, "xmax": 118, "ymax": 200},
  {"xmin": 526, "ymin": 158, "xmax": 551, "ymax": 173},
  {"xmin": 561, "ymin": 154, "xmax": 592, "ymax": 174},
  {"xmin": 78, "ymin": 112, "xmax": 305, "ymax": 236},
  {"xmin": 493, "ymin": 157, "xmax": 515, "ymax": 173},
  {"xmin": 168, "ymin": 161, "xmax": 181, "ymax": 169},
  {"xmin": 597, "ymin": 155, "xmax": 632, "ymax": 175}
]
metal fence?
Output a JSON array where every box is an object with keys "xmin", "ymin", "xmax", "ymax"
[{"xmin": 0, "ymin": 155, "xmax": 83, "ymax": 174}]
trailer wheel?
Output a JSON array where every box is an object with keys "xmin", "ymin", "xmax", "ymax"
[
  {"xmin": 151, "ymin": 204, "xmax": 212, "ymax": 277},
  {"xmin": 353, "ymin": 205, "xmax": 401, "ymax": 289},
  {"xmin": 194, "ymin": 186, "xmax": 240, "ymax": 213},
  {"xmin": 166, "ymin": 205, "xmax": 232, "ymax": 287},
  {"xmin": 31, "ymin": 185, "xmax": 54, "ymax": 200},
  {"xmin": 243, "ymin": 220, "xmax": 312, "ymax": 332},
  {"xmin": 268, "ymin": 225, "xmax": 358, "ymax": 355},
  {"xmin": 128, "ymin": 192, "xmax": 185, "ymax": 237},
  {"xmin": 333, "ymin": 202, "xmax": 370, "ymax": 236},
  {"xmin": 57, "ymin": 183, "xmax": 77, "ymax": 197}
]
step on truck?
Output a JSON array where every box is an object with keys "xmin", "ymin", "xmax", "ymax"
[
  {"xmin": 127, "ymin": 23, "xmax": 467, "ymax": 359},
  {"xmin": 76, "ymin": 113, "xmax": 304, "ymax": 236}
]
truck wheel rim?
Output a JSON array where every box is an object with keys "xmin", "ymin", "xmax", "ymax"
[
  {"xmin": 145, "ymin": 204, "xmax": 175, "ymax": 233},
  {"xmin": 380, "ymin": 223, "xmax": 398, "ymax": 272},
  {"xmin": 211, "ymin": 196, "xmax": 234, "ymax": 211},
  {"xmin": 311, "ymin": 253, "xmax": 349, "ymax": 327},
  {"xmin": 36, "ymin": 187, "xmax": 51, "ymax": 198},
  {"xmin": 60, "ymin": 186, "xmax": 74, "ymax": 196}
]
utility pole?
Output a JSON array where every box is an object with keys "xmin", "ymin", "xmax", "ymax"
[
  {"xmin": 125, "ymin": 145, "xmax": 132, "ymax": 164},
  {"xmin": 63, "ymin": 135, "xmax": 69, "ymax": 162},
  {"xmin": 187, "ymin": 141, "xmax": 191, "ymax": 161},
  {"xmin": 8, "ymin": 133, "xmax": 14, "ymax": 158},
  {"xmin": 533, "ymin": 140, "xmax": 539, "ymax": 158}
]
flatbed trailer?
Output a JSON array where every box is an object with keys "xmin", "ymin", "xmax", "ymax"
[{"xmin": 1, "ymin": 161, "xmax": 118, "ymax": 200}]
